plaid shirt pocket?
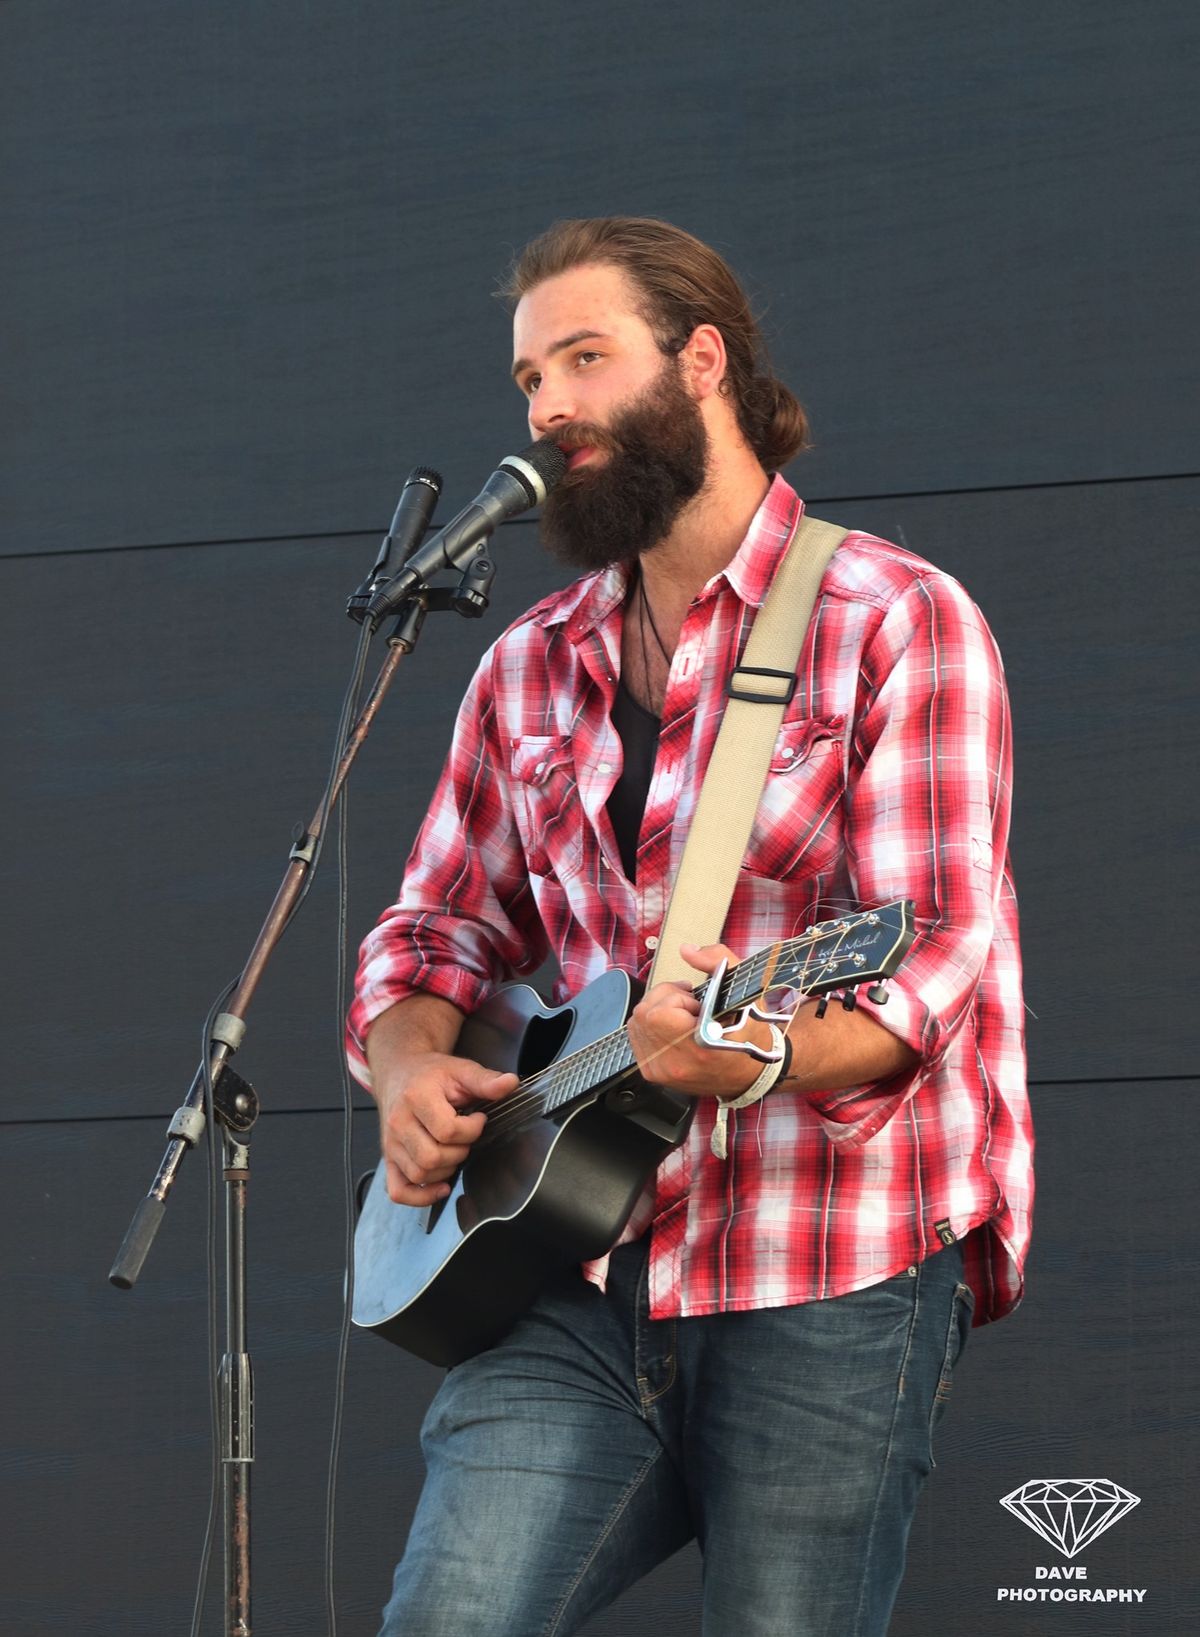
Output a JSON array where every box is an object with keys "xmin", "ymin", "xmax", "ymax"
[
  {"xmin": 741, "ymin": 714, "xmax": 847, "ymax": 880},
  {"xmin": 509, "ymin": 735, "xmax": 585, "ymax": 880}
]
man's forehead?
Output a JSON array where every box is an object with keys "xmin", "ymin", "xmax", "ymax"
[{"xmin": 511, "ymin": 263, "xmax": 648, "ymax": 363}]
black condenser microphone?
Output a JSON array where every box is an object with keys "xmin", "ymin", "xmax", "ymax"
[
  {"xmin": 348, "ymin": 466, "xmax": 443, "ymax": 623},
  {"xmin": 366, "ymin": 439, "xmax": 567, "ymax": 622}
]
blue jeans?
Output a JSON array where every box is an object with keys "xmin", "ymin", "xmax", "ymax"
[{"xmin": 380, "ymin": 1238, "xmax": 973, "ymax": 1636}]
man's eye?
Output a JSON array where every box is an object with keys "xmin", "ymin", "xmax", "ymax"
[
  {"xmin": 576, "ymin": 351, "xmax": 601, "ymax": 367},
  {"xmin": 523, "ymin": 375, "xmax": 541, "ymax": 396}
]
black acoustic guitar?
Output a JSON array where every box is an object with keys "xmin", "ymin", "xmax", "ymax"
[{"xmin": 352, "ymin": 900, "xmax": 915, "ymax": 1366}]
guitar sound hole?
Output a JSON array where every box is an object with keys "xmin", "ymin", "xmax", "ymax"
[{"xmin": 517, "ymin": 1007, "xmax": 575, "ymax": 1079}]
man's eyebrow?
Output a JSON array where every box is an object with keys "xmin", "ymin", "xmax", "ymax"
[{"xmin": 511, "ymin": 330, "xmax": 609, "ymax": 381}]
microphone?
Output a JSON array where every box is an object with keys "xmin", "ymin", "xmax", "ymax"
[
  {"xmin": 366, "ymin": 439, "xmax": 567, "ymax": 622},
  {"xmin": 347, "ymin": 466, "xmax": 443, "ymax": 624}
]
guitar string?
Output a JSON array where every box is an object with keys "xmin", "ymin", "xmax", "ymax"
[
  {"xmin": 481, "ymin": 986, "xmax": 811, "ymax": 1148},
  {"xmin": 479, "ymin": 921, "xmax": 886, "ymax": 1138},
  {"xmin": 479, "ymin": 940, "xmax": 800, "ymax": 1137},
  {"xmin": 478, "ymin": 914, "xmax": 901, "ymax": 1141}
]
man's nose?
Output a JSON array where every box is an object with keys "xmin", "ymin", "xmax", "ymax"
[{"xmin": 528, "ymin": 377, "xmax": 577, "ymax": 438}]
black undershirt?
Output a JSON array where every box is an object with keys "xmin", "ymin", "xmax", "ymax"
[{"xmin": 605, "ymin": 679, "xmax": 660, "ymax": 883}]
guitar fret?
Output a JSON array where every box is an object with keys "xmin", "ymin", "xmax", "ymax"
[
  {"xmin": 569, "ymin": 1050, "xmax": 591, "ymax": 1102},
  {"xmin": 548, "ymin": 1031, "xmax": 626, "ymax": 1114},
  {"xmin": 588, "ymin": 1041, "xmax": 611, "ymax": 1090},
  {"xmin": 600, "ymin": 1035, "xmax": 631, "ymax": 1087},
  {"xmin": 553, "ymin": 1057, "xmax": 579, "ymax": 1111},
  {"xmin": 723, "ymin": 954, "xmax": 768, "ymax": 1012}
]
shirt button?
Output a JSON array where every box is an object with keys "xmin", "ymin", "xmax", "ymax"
[
  {"xmin": 597, "ymin": 761, "xmax": 612, "ymax": 774},
  {"xmin": 645, "ymin": 934, "xmax": 659, "ymax": 950},
  {"xmin": 534, "ymin": 762, "xmax": 546, "ymax": 776},
  {"xmin": 781, "ymin": 747, "xmax": 796, "ymax": 760}
]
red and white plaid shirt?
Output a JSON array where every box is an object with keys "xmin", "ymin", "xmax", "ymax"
[{"xmin": 348, "ymin": 477, "xmax": 1032, "ymax": 1325}]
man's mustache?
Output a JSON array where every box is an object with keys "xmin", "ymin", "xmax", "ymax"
[{"xmin": 552, "ymin": 424, "xmax": 618, "ymax": 455}]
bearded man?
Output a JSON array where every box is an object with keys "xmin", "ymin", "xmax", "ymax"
[{"xmin": 347, "ymin": 217, "xmax": 1032, "ymax": 1636}]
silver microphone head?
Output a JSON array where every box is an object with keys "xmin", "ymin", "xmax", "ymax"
[{"xmin": 498, "ymin": 439, "xmax": 568, "ymax": 507}]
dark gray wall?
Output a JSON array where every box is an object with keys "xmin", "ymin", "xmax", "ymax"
[
  {"xmin": 3, "ymin": 2, "xmax": 1197, "ymax": 1633},
  {"xmin": 5, "ymin": 1, "xmax": 1197, "ymax": 557}
]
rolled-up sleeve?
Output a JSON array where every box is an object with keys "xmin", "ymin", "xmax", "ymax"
[
  {"xmin": 345, "ymin": 652, "xmax": 549, "ymax": 1089},
  {"xmin": 803, "ymin": 570, "xmax": 1014, "ymax": 1145}
]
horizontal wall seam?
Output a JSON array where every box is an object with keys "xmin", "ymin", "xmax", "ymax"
[
  {"xmin": 2, "ymin": 469, "xmax": 1198, "ymax": 564},
  {"xmin": 5, "ymin": 1075, "xmax": 1197, "ymax": 1129}
]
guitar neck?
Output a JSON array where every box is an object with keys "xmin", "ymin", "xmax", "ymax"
[
  {"xmin": 532, "ymin": 955, "xmax": 780, "ymax": 1114},
  {"xmin": 518, "ymin": 903, "xmax": 914, "ymax": 1121}
]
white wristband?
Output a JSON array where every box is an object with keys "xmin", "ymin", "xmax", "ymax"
[{"xmin": 710, "ymin": 1024, "xmax": 787, "ymax": 1160}]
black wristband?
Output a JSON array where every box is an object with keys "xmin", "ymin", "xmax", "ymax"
[{"xmin": 778, "ymin": 1032, "xmax": 794, "ymax": 1084}]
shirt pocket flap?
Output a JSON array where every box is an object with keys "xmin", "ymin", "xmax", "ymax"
[
  {"xmin": 508, "ymin": 735, "xmax": 583, "ymax": 880},
  {"xmin": 769, "ymin": 714, "xmax": 846, "ymax": 774},
  {"xmin": 743, "ymin": 714, "xmax": 848, "ymax": 881},
  {"xmin": 510, "ymin": 734, "xmax": 574, "ymax": 786}
]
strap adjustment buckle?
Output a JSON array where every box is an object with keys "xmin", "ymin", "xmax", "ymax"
[{"xmin": 725, "ymin": 665, "xmax": 797, "ymax": 706}]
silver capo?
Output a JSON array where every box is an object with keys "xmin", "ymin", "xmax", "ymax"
[{"xmin": 693, "ymin": 959, "xmax": 793, "ymax": 1063}]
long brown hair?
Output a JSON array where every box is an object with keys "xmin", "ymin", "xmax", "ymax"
[{"xmin": 499, "ymin": 217, "xmax": 810, "ymax": 470}]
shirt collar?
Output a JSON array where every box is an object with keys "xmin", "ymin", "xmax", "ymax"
[
  {"xmin": 536, "ymin": 473, "xmax": 805, "ymax": 641},
  {"xmin": 717, "ymin": 474, "xmax": 803, "ymax": 610}
]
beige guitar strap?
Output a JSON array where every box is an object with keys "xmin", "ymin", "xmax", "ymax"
[{"xmin": 648, "ymin": 511, "xmax": 847, "ymax": 986}]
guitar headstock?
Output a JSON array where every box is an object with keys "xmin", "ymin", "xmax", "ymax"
[{"xmin": 773, "ymin": 900, "xmax": 916, "ymax": 999}]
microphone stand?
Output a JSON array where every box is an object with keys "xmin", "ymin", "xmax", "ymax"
[{"xmin": 109, "ymin": 537, "xmax": 500, "ymax": 1637}]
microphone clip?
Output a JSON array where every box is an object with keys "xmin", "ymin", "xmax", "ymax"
[
  {"xmin": 451, "ymin": 546, "xmax": 496, "ymax": 618},
  {"xmin": 383, "ymin": 549, "xmax": 497, "ymax": 649}
]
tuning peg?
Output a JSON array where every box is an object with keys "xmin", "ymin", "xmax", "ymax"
[
  {"xmin": 841, "ymin": 988, "xmax": 858, "ymax": 1012},
  {"xmin": 814, "ymin": 996, "xmax": 830, "ymax": 1019},
  {"xmin": 866, "ymin": 982, "xmax": 888, "ymax": 1004}
]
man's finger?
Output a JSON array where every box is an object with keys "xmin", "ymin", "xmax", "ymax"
[
  {"xmin": 678, "ymin": 941, "xmax": 740, "ymax": 973},
  {"xmin": 403, "ymin": 1091, "xmax": 487, "ymax": 1147},
  {"xmin": 385, "ymin": 1156, "xmax": 449, "ymax": 1206},
  {"xmin": 396, "ymin": 1121, "xmax": 474, "ymax": 1179},
  {"xmin": 444, "ymin": 1064, "xmax": 521, "ymax": 1108}
]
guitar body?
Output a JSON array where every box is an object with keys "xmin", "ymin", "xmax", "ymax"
[
  {"xmin": 351, "ymin": 900, "xmax": 915, "ymax": 1369},
  {"xmin": 352, "ymin": 968, "xmax": 693, "ymax": 1367}
]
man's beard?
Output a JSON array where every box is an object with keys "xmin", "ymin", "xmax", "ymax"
[{"xmin": 538, "ymin": 358, "xmax": 709, "ymax": 573}]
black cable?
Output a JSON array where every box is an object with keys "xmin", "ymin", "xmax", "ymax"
[
  {"xmin": 319, "ymin": 614, "xmax": 387, "ymax": 1632},
  {"xmin": 323, "ymin": 732, "xmax": 358, "ymax": 1635},
  {"xmin": 280, "ymin": 616, "xmax": 376, "ymax": 936}
]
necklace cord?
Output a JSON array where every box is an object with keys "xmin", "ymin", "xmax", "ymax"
[{"xmin": 638, "ymin": 571, "xmax": 672, "ymax": 662}]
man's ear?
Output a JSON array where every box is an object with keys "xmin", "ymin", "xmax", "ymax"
[{"xmin": 678, "ymin": 322, "xmax": 727, "ymax": 401}]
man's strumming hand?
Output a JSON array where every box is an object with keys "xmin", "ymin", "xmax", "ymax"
[
  {"xmin": 365, "ymin": 994, "xmax": 519, "ymax": 1207},
  {"xmin": 375, "ymin": 1051, "xmax": 519, "ymax": 1206}
]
